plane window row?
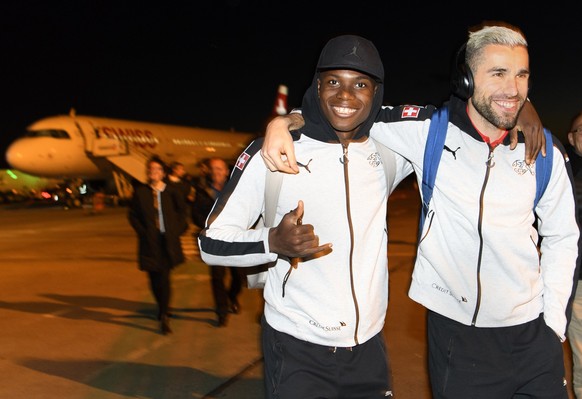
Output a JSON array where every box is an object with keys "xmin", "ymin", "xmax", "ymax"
[{"xmin": 25, "ymin": 129, "xmax": 70, "ymax": 139}]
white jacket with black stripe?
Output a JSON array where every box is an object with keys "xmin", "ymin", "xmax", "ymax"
[
  {"xmin": 371, "ymin": 95, "xmax": 579, "ymax": 340},
  {"xmin": 199, "ymin": 135, "xmax": 412, "ymax": 347}
]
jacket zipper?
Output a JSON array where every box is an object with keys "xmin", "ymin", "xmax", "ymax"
[
  {"xmin": 341, "ymin": 143, "xmax": 360, "ymax": 345},
  {"xmin": 471, "ymin": 146, "xmax": 494, "ymax": 325}
]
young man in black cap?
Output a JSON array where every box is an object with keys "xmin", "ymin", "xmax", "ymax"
[{"xmin": 198, "ymin": 35, "xmax": 411, "ymax": 398}]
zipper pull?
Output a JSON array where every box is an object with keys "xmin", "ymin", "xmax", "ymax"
[
  {"xmin": 486, "ymin": 150, "xmax": 495, "ymax": 168},
  {"xmin": 339, "ymin": 143, "xmax": 349, "ymax": 164}
]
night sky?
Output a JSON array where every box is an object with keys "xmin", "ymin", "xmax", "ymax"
[{"xmin": 2, "ymin": 2, "xmax": 581, "ymax": 169}]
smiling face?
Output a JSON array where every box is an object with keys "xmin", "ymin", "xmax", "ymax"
[
  {"xmin": 147, "ymin": 160, "xmax": 166, "ymax": 185},
  {"xmin": 467, "ymin": 44, "xmax": 530, "ymax": 140},
  {"xmin": 317, "ymin": 69, "xmax": 378, "ymax": 140}
]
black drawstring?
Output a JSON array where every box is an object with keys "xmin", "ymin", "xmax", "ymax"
[
  {"xmin": 282, "ymin": 215, "xmax": 302, "ymax": 298},
  {"xmin": 281, "ymin": 265, "xmax": 293, "ymax": 297}
]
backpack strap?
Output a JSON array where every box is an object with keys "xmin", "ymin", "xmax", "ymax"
[
  {"xmin": 534, "ymin": 129, "xmax": 553, "ymax": 207},
  {"xmin": 245, "ymin": 169, "xmax": 283, "ymax": 289},
  {"xmin": 420, "ymin": 106, "xmax": 449, "ymax": 233},
  {"xmin": 264, "ymin": 169, "xmax": 283, "ymax": 227},
  {"xmin": 420, "ymin": 107, "xmax": 552, "ymax": 226}
]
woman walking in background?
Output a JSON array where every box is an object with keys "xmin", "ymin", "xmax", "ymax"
[{"xmin": 128, "ymin": 156, "xmax": 188, "ymax": 334}]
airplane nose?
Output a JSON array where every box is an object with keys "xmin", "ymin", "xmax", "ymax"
[
  {"xmin": 5, "ymin": 136, "xmax": 104, "ymax": 178},
  {"xmin": 5, "ymin": 138, "xmax": 48, "ymax": 175},
  {"xmin": 5, "ymin": 140, "xmax": 26, "ymax": 169}
]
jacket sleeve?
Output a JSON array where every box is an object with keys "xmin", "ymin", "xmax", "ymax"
[
  {"xmin": 536, "ymin": 140, "xmax": 580, "ymax": 340},
  {"xmin": 190, "ymin": 185, "xmax": 213, "ymax": 229},
  {"xmin": 128, "ymin": 186, "xmax": 147, "ymax": 237},
  {"xmin": 169, "ymin": 184, "xmax": 188, "ymax": 235},
  {"xmin": 198, "ymin": 139, "xmax": 279, "ymax": 267}
]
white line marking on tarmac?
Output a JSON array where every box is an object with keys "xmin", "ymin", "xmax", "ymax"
[{"xmin": 125, "ymin": 338, "xmax": 168, "ymax": 361}]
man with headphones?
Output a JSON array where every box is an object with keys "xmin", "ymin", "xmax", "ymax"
[{"xmin": 261, "ymin": 23, "xmax": 579, "ymax": 399}]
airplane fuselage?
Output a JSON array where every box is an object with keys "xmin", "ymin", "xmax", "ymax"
[
  {"xmin": 6, "ymin": 85, "xmax": 287, "ymax": 199},
  {"xmin": 6, "ymin": 113, "xmax": 258, "ymax": 183}
]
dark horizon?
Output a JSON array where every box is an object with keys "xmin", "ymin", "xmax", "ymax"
[{"xmin": 2, "ymin": 3, "xmax": 581, "ymax": 169}]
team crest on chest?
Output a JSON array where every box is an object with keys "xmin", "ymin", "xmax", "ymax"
[
  {"xmin": 368, "ymin": 152, "xmax": 382, "ymax": 167},
  {"xmin": 512, "ymin": 159, "xmax": 535, "ymax": 176}
]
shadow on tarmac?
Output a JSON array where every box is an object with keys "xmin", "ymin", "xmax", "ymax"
[{"xmin": 19, "ymin": 358, "xmax": 264, "ymax": 399}]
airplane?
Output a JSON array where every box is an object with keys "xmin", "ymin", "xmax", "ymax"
[{"xmin": 6, "ymin": 84, "xmax": 288, "ymax": 200}]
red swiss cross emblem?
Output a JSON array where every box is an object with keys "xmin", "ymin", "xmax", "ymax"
[
  {"xmin": 235, "ymin": 152, "xmax": 251, "ymax": 170},
  {"xmin": 401, "ymin": 106, "xmax": 420, "ymax": 118}
]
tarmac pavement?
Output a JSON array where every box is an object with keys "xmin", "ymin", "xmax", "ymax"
[{"xmin": 0, "ymin": 183, "xmax": 430, "ymax": 398}]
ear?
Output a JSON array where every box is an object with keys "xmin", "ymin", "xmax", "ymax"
[
  {"xmin": 317, "ymin": 79, "xmax": 321, "ymax": 96},
  {"xmin": 568, "ymin": 132, "xmax": 575, "ymax": 147}
]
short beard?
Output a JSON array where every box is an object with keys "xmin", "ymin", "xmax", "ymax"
[{"xmin": 470, "ymin": 95, "xmax": 522, "ymax": 131}]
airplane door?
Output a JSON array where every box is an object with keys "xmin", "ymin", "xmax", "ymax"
[
  {"xmin": 75, "ymin": 119, "xmax": 128, "ymax": 157},
  {"xmin": 73, "ymin": 119, "xmax": 97, "ymax": 153}
]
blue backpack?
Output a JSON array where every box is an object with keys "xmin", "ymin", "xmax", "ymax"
[{"xmin": 419, "ymin": 106, "xmax": 553, "ymax": 233}]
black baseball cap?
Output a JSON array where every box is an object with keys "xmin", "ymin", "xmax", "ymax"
[{"xmin": 316, "ymin": 35, "xmax": 384, "ymax": 83}]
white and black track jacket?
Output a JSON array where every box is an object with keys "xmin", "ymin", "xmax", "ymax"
[
  {"xmin": 372, "ymin": 95, "xmax": 579, "ymax": 340},
  {"xmin": 199, "ymin": 135, "xmax": 412, "ymax": 347}
]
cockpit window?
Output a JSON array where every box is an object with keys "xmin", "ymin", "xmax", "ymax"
[{"xmin": 24, "ymin": 129, "xmax": 70, "ymax": 139}]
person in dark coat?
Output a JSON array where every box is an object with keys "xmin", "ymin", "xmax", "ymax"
[
  {"xmin": 128, "ymin": 156, "xmax": 188, "ymax": 334},
  {"xmin": 192, "ymin": 157, "xmax": 243, "ymax": 327},
  {"xmin": 167, "ymin": 161, "xmax": 196, "ymax": 207},
  {"xmin": 566, "ymin": 110, "xmax": 582, "ymax": 398}
]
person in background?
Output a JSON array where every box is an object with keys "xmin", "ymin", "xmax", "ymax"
[
  {"xmin": 192, "ymin": 157, "xmax": 243, "ymax": 327},
  {"xmin": 567, "ymin": 110, "xmax": 582, "ymax": 398},
  {"xmin": 91, "ymin": 188, "xmax": 106, "ymax": 215},
  {"xmin": 128, "ymin": 156, "xmax": 188, "ymax": 335},
  {"xmin": 168, "ymin": 161, "xmax": 196, "ymax": 210},
  {"xmin": 261, "ymin": 23, "xmax": 578, "ymax": 398}
]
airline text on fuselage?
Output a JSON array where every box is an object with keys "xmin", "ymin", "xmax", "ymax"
[
  {"xmin": 172, "ymin": 138, "xmax": 236, "ymax": 147},
  {"xmin": 99, "ymin": 126, "xmax": 158, "ymax": 149}
]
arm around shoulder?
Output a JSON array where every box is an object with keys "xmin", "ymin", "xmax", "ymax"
[{"xmin": 261, "ymin": 113, "xmax": 305, "ymax": 174}]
